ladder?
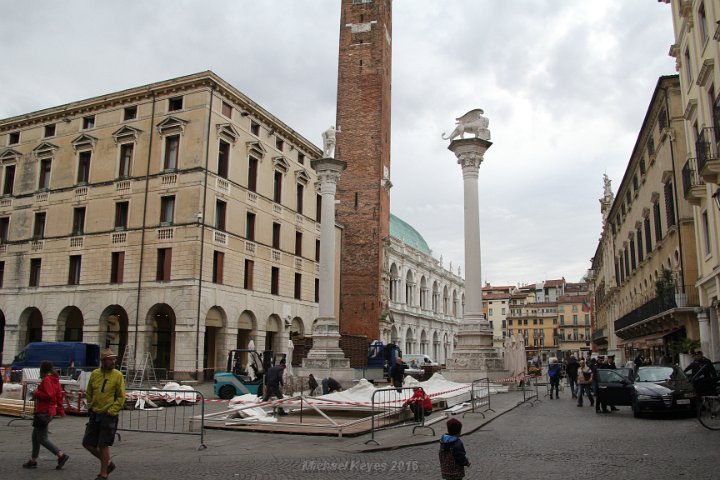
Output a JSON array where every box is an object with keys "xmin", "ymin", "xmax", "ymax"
[
  {"xmin": 130, "ymin": 352, "xmax": 158, "ymax": 388},
  {"xmin": 119, "ymin": 344, "xmax": 135, "ymax": 382}
]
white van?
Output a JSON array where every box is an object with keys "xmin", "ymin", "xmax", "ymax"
[{"xmin": 402, "ymin": 354, "xmax": 438, "ymax": 368}]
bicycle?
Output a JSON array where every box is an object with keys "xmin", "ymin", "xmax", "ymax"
[{"xmin": 696, "ymin": 395, "xmax": 720, "ymax": 430}]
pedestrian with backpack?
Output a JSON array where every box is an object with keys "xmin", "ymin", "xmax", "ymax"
[{"xmin": 439, "ymin": 418, "xmax": 471, "ymax": 479}]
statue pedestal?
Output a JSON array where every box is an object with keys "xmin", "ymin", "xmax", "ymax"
[
  {"xmin": 443, "ymin": 315, "xmax": 503, "ymax": 383},
  {"xmin": 301, "ymin": 318, "xmax": 353, "ymax": 381}
]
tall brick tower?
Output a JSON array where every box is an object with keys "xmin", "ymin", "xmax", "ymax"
[{"xmin": 335, "ymin": 0, "xmax": 392, "ymax": 341}]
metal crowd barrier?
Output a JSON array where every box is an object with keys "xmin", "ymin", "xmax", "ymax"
[
  {"xmin": 463, "ymin": 377, "xmax": 495, "ymax": 419},
  {"xmin": 364, "ymin": 386, "xmax": 434, "ymax": 446},
  {"xmin": 118, "ymin": 388, "xmax": 206, "ymax": 450},
  {"xmin": 517, "ymin": 375, "xmax": 541, "ymax": 406},
  {"xmin": 6, "ymin": 381, "xmax": 37, "ymax": 425}
]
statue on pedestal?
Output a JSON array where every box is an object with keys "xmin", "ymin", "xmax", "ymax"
[
  {"xmin": 441, "ymin": 109, "xmax": 491, "ymax": 141},
  {"xmin": 322, "ymin": 125, "xmax": 341, "ymax": 158}
]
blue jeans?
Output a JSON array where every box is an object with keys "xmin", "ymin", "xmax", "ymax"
[
  {"xmin": 32, "ymin": 423, "xmax": 60, "ymax": 458},
  {"xmin": 577, "ymin": 384, "xmax": 594, "ymax": 406},
  {"xmin": 567, "ymin": 377, "xmax": 577, "ymax": 397}
]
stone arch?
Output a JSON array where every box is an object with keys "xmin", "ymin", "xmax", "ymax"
[
  {"xmin": 461, "ymin": 293, "xmax": 465, "ymax": 316},
  {"xmin": 18, "ymin": 307, "xmax": 43, "ymax": 348},
  {"xmin": 204, "ymin": 306, "xmax": 227, "ymax": 378},
  {"xmin": 289, "ymin": 317, "xmax": 305, "ymax": 337},
  {"xmin": 432, "ymin": 331, "xmax": 440, "ymax": 361},
  {"xmin": 405, "ymin": 326, "xmax": 415, "ymax": 355},
  {"xmin": 237, "ymin": 310, "xmax": 258, "ymax": 350},
  {"xmin": 420, "ymin": 276, "xmax": 428, "ymax": 309},
  {"xmin": 452, "ymin": 290, "xmax": 458, "ymax": 318},
  {"xmin": 443, "ymin": 285, "xmax": 449, "ymax": 314},
  {"xmin": 99, "ymin": 305, "xmax": 130, "ymax": 358},
  {"xmin": 146, "ymin": 304, "xmax": 177, "ymax": 376},
  {"xmin": 265, "ymin": 314, "xmax": 284, "ymax": 357},
  {"xmin": 57, "ymin": 306, "xmax": 84, "ymax": 342},
  {"xmin": 420, "ymin": 329, "xmax": 428, "ymax": 355},
  {"xmin": 405, "ymin": 269, "xmax": 415, "ymax": 306},
  {"xmin": 443, "ymin": 332, "xmax": 450, "ymax": 363},
  {"xmin": 390, "ymin": 325, "xmax": 399, "ymax": 344},
  {"xmin": 432, "ymin": 281, "xmax": 440, "ymax": 312},
  {"xmin": 389, "ymin": 263, "xmax": 400, "ymax": 302}
]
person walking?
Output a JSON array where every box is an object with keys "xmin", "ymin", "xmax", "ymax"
[
  {"xmin": 547, "ymin": 358, "xmax": 561, "ymax": 399},
  {"xmin": 565, "ymin": 355, "xmax": 579, "ymax": 399},
  {"xmin": 389, "ymin": 357, "xmax": 407, "ymax": 391},
  {"xmin": 576, "ymin": 359, "xmax": 594, "ymax": 407},
  {"xmin": 83, "ymin": 348, "xmax": 125, "ymax": 480},
  {"xmin": 684, "ymin": 351, "xmax": 718, "ymax": 396},
  {"xmin": 439, "ymin": 418, "xmax": 471, "ymax": 479},
  {"xmin": 262, "ymin": 358, "xmax": 287, "ymax": 415},
  {"xmin": 23, "ymin": 361, "xmax": 69, "ymax": 470}
]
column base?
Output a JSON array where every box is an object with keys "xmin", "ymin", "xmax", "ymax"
[{"xmin": 302, "ymin": 317, "xmax": 350, "ymax": 371}]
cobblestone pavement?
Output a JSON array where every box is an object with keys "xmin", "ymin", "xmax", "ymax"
[{"xmin": 3, "ymin": 387, "xmax": 719, "ymax": 480}]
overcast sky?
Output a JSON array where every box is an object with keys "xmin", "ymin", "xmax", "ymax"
[{"xmin": 0, "ymin": 1, "xmax": 676, "ymax": 286}]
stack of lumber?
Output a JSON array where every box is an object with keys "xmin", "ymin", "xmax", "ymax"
[{"xmin": 0, "ymin": 398, "xmax": 34, "ymax": 417}]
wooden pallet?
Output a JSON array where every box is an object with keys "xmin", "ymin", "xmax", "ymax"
[{"xmin": 0, "ymin": 398, "xmax": 34, "ymax": 417}]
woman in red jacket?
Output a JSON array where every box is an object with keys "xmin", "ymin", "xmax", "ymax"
[
  {"xmin": 403, "ymin": 387, "xmax": 432, "ymax": 422},
  {"xmin": 23, "ymin": 361, "xmax": 70, "ymax": 470}
]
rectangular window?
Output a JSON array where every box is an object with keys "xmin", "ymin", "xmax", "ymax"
[
  {"xmin": 115, "ymin": 201, "xmax": 129, "ymax": 230},
  {"xmin": 160, "ymin": 196, "xmax": 175, "ymax": 225},
  {"xmin": 215, "ymin": 200, "xmax": 226, "ymax": 231},
  {"xmin": 0, "ymin": 217, "xmax": 9, "ymax": 242},
  {"xmin": 246, "ymin": 212, "xmax": 256, "ymax": 241},
  {"xmin": 119, "ymin": 143, "xmax": 133, "ymax": 178},
  {"xmin": 218, "ymin": 140, "xmax": 230, "ymax": 179},
  {"xmin": 637, "ymin": 228, "xmax": 644, "ymax": 263},
  {"xmin": 38, "ymin": 159, "xmax": 51, "ymax": 190},
  {"xmin": 110, "ymin": 251, "xmax": 124, "ymax": 284},
  {"xmin": 298, "ymin": 153, "xmax": 305, "ymax": 165},
  {"xmin": 247, "ymin": 157, "xmax": 258, "ymax": 192},
  {"xmin": 699, "ymin": 3, "xmax": 709, "ymax": 44},
  {"xmin": 314, "ymin": 278, "xmax": 319, "ymax": 302},
  {"xmin": 664, "ymin": 182, "xmax": 676, "ymax": 228},
  {"xmin": 168, "ymin": 96, "xmax": 183, "ymax": 111},
  {"xmin": 272, "ymin": 222, "xmax": 281, "ymax": 249},
  {"xmin": 72, "ymin": 207, "xmax": 86, "ymax": 235},
  {"xmin": 702, "ymin": 210, "xmax": 711, "ymax": 256},
  {"xmin": 584, "ymin": 314, "xmax": 590, "ymax": 325},
  {"xmin": 295, "ymin": 231, "xmax": 302, "ymax": 256},
  {"xmin": 644, "ymin": 216, "xmax": 652, "ymax": 252},
  {"xmin": 124, "ymin": 106, "xmax": 137, "ymax": 121},
  {"xmin": 44, "ymin": 124, "xmax": 55, "ymax": 138},
  {"xmin": 573, "ymin": 315, "xmax": 578, "ymax": 325},
  {"xmin": 271, "ymin": 267, "xmax": 279, "ymax": 295},
  {"xmin": 294, "ymin": 273, "xmax": 302, "ymax": 300},
  {"xmin": 222, "ymin": 101, "xmax": 233, "ymax": 118},
  {"xmin": 164, "ymin": 135, "xmax": 179, "ymax": 170},
  {"xmin": 244, "ymin": 259, "xmax": 254, "ymax": 290},
  {"xmin": 296, "ymin": 183, "xmax": 304, "ymax": 214},
  {"xmin": 250, "ymin": 121, "xmax": 260, "ymax": 136},
  {"xmin": 275, "ymin": 137, "xmax": 284, "ymax": 151},
  {"xmin": 630, "ymin": 238, "xmax": 637, "ymax": 270},
  {"xmin": 315, "ymin": 239, "xmax": 320, "ymax": 262},
  {"xmin": 82, "ymin": 115, "xmax": 95, "ymax": 130},
  {"xmin": 8, "ymin": 132, "xmax": 19, "ymax": 145},
  {"xmin": 34, "ymin": 212, "xmax": 46, "ymax": 239},
  {"xmin": 0, "ymin": 261, "xmax": 4, "ymax": 288},
  {"xmin": 489, "ymin": 308, "xmax": 494, "ymax": 316},
  {"xmin": 273, "ymin": 171, "xmax": 283, "ymax": 203},
  {"xmin": 559, "ymin": 315, "xmax": 564, "ymax": 325},
  {"xmin": 653, "ymin": 202, "xmax": 663, "ymax": 243},
  {"xmin": 68, "ymin": 255, "xmax": 81, "ymax": 285},
  {"xmin": 212, "ymin": 251, "xmax": 224, "ymax": 284},
  {"xmin": 316, "ymin": 194, "xmax": 322, "ymax": 222},
  {"xmin": 77, "ymin": 151, "xmax": 91, "ymax": 184},
  {"xmin": 3, "ymin": 164, "xmax": 15, "ymax": 195},
  {"xmin": 156, "ymin": 248, "xmax": 172, "ymax": 281},
  {"xmin": 684, "ymin": 48, "xmax": 693, "ymax": 85},
  {"xmin": 29, "ymin": 258, "xmax": 41, "ymax": 287}
]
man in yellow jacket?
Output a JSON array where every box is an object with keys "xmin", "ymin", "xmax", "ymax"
[{"xmin": 83, "ymin": 348, "xmax": 125, "ymax": 480}]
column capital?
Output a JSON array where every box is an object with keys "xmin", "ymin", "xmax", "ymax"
[
  {"xmin": 448, "ymin": 138, "xmax": 492, "ymax": 173},
  {"xmin": 312, "ymin": 158, "xmax": 347, "ymax": 192}
]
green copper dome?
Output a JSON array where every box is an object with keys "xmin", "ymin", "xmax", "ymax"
[{"xmin": 390, "ymin": 213, "xmax": 432, "ymax": 255}]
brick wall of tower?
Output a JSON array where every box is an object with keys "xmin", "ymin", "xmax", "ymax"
[{"xmin": 335, "ymin": 0, "xmax": 392, "ymax": 341}]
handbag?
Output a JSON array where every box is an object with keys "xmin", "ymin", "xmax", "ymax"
[{"xmin": 32, "ymin": 413, "xmax": 52, "ymax": 428}]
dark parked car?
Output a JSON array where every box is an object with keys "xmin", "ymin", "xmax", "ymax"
[{"xmin": 596, "ymin": 365, "xmax": 696, "ymax": 418}]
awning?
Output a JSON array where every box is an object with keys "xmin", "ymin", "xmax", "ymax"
[{"xmin": 617, "ymin": 330, "xmax": 680, "ymax": 348}]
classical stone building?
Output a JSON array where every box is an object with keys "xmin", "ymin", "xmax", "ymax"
[
  {"xmin": 0, "ymin": 72, "xmax": 325, "ymax": 377},
  {"xmin": 589, "ymin": 75, "xmax": 701, "ymax": 363},
  {"xmin": 662, "ymin": 0, "xmax": 720, "ymax": 361}
]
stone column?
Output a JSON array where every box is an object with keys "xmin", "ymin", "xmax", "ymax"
[
  {"xmin": 697, "ymin": 307, "xmax": 711, "ymax": 358},
  {"xmin": 444, "ymin": 138, "xmax": 502, "ymax": 382},
  {"xmin": 302, "ymin": 158, "xmax": 351, "ymax": 374}
]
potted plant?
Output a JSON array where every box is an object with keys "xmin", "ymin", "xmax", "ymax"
[{"xmin": 655, "ymin": 268, "xmax": 676, "ymax": 310}]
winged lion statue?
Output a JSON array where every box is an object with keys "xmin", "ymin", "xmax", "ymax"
[{"xmin": 441, "ymin": 109, "xmax": 491, "ymax": 141}]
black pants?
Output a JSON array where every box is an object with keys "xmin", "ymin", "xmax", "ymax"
[
  {"xmin": 409, "ymin": 403, "xmax": 430, "ymax": 422},
  {"xmin": 549, "ymin": 377, "xmax": 560, "ymax": 397}
]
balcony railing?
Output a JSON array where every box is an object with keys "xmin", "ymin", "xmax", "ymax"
[
  {"xmin": 682, "ymin": 157, "xmax": 705, "ymax": 203},
  {"xmin": 696, "ymin": 127, "xmax": 718, "ymax": 173},
  {"xmin": 614, "ymin": 284, "xmax": 700, "ymax": 332}
]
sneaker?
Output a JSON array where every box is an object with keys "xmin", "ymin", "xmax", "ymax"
[
  {"xmin": 56, "ymin": 454, "xmax": 70, "ymax": 470},
  {"xmin": 22, "ymin": 460, "xmax": 37, "ymax": 469}
]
